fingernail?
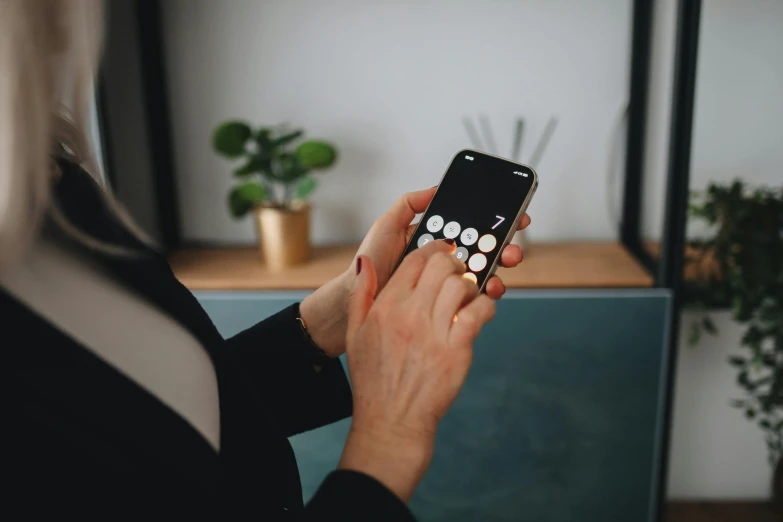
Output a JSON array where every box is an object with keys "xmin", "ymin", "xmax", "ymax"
[
  {"xmin": 356, "ymin": 257, "xmax": 362, "ymax": 275},
  {"xmin": 431, "ymin": 185, "xmax": 438, "ymax": 189},
  {"xmin": 443, "ymin": 238, "xmax": 455, "ymax": 245}
]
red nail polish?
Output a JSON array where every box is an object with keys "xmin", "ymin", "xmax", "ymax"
[
  {"xmin": 444, "ymin": 238, "xmax": 455, "ymax": 245},
  {"xmin": 356, "ymin": 257, "xmax": 362, "ymax": 275}
]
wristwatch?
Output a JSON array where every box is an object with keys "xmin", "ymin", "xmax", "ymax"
[{"xmin": 293, "ymin": 302, "xmax": 334, "ymax": 367}]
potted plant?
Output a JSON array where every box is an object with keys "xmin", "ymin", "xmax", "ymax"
[
  {"xmin": 212, "ymin": 121, "xmax": 337, "ymax": 270},
  {"xmin": 686, "ymin": 180, "xmax": 783, "ymax": 507}
]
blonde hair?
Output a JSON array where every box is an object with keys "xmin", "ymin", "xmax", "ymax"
[{"xmin": 0, "ymin": 0, "xmax": 148, "ymax": 272}]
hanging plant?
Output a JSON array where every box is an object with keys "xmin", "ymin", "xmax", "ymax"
[{"xmin": 685, "ymin": 180, "xmax": 782, "ymax": 498}]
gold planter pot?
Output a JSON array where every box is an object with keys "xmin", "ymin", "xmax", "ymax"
[{"xmin": 254, "ymin": 201, "xmax": 311, "ymax": 271}]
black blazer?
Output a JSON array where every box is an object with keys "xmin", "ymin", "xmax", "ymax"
[{"xmin": 4, "ymin": 161, "xmax": 414, "ymax": 520}]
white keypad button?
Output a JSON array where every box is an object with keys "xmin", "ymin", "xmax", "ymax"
[
  {"xmin": 478, "ymin": 234, "xmax": 498, "ymax": 253},
  {"xmin": 426, "ymin": 215, "xmax": 444, "ymax": 233},
  {"xmin": 417, "ymin": 233, "xmax": 435, "ymax": 247},
  {"xmin": 443, "ymin": 221, "xmax": 461, "ymax": 239},
  {"xmin": 460, "ymin": 228, "xmax": 478, "ymax": 246},
  {"xmin": 468, "ymin": 253, "xmax": 488, "ymax": 272}
]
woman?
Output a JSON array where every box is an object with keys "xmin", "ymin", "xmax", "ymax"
[{"xmin": 2, "ymin": 1, "xmax": 530, "ymax": 519}]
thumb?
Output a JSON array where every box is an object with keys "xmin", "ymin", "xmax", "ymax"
[
  {"xmin": 347, "ymin": 255, "xmax": 378, "ymax": 334},
  {"xmin": 385, "ymin": 187, "xmax": 437, "ymax": 228}
]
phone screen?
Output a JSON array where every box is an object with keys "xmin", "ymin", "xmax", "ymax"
[{"xmin": 399, "ymin": 150, "xmax": 537, "ymax": 291}]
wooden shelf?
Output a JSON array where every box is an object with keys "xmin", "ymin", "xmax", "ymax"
[
  {"xmin": 665, "ymin": 501, "xmax": 780, "ymax": 522},
  {"xmin": 170, "ymin": 242, "xmax": 653, "ymax": 291}
]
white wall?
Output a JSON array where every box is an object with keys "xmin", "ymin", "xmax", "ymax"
[
  {"xmin": 162, "ymin": 0, "xmax": 631, "ymax": 245},
  {"xmin": 689, "ymin": 0, "xmax": 783, "ymax": 193},
  {"xmin": 640, "ymin": 0, "xmax": 675, "ymax": 242},
  {"xmin": 644, "ymin": 0, "xmax": 783, "ymax": 500}
]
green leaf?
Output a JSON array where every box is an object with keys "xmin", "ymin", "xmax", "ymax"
[
  {"xmin": 255, "ymin": 128, "xmax": 273, "ymax": 149},
  {"xmin": 213, "ymin": 121, "xmax": 252, "ymax": 158},
  {"xmin": 688, "ymin": 203, "xmax": 705, "ymax": 218},
  {"xmin": 233, "ymin": 157, "xmax": 263, "ymax": 177},
  {"xmin": 745, "ymin": 408, "xmax": 756, "ymax": 419},
  {"xmin": 271, "ymin": 130, "xmax": 304, "ymax": 148},
  {"xmin": 228, "ymin": 182, "xmax": 266, "ymax": 218},
  {"xmin": 295, "ymin": 140, "xmax": 337, "ymax": 169},
  {"xmin": 687, "ymin": 323, "xmax": 701, "ymax": 346},
  {"xmin": 733, "ymin": 296, "xmax": 754, "ymax": 322},
  {"xmin": 728, "ymin": 356, "xmax": 746, "ymax": 368},
  {"xmin": 702, "ymin": 316, "xmax": 718, "ymax": 335},
  {"xmin": 295, "ymin": 176, "xmax": 318, "ymax": 200},
  {"xmin": 741, "ymin": 326, "xmax": 764, "ymax": 346},
  {"xmin": 278, "ymin": 152, "xmax": 310, "ymax": 183}
]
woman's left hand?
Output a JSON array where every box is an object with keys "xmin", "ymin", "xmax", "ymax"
[{"xmin": 299, "ymin": 186, "xmax": 531, "ymax": 357}]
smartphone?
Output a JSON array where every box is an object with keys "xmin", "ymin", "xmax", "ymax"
[{"xmin": 397, "ymin": 149, "xmax": 538, "ymax": 292}]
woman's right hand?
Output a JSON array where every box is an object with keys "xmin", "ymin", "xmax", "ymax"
[{"xmin": 338, "ymin": 239, "xmax": 496, "ymax": 501}]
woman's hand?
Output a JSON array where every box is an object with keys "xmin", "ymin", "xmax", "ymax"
[
  {"xmin": 338, "ymin": 241, "xmax": 496, "ymax": 501},
  {"xmin": 299, "ymin": 187, "xmax": 530, "ymax": 357}
]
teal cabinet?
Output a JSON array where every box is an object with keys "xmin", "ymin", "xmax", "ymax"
[{"xmin": 197, "ymin": 289, "xmax": 671, "ymax": 522}]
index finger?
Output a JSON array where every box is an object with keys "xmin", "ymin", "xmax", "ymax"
[{"xmin": 389, "ymin": 238, "xmax": 457, "ymax": 292}]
